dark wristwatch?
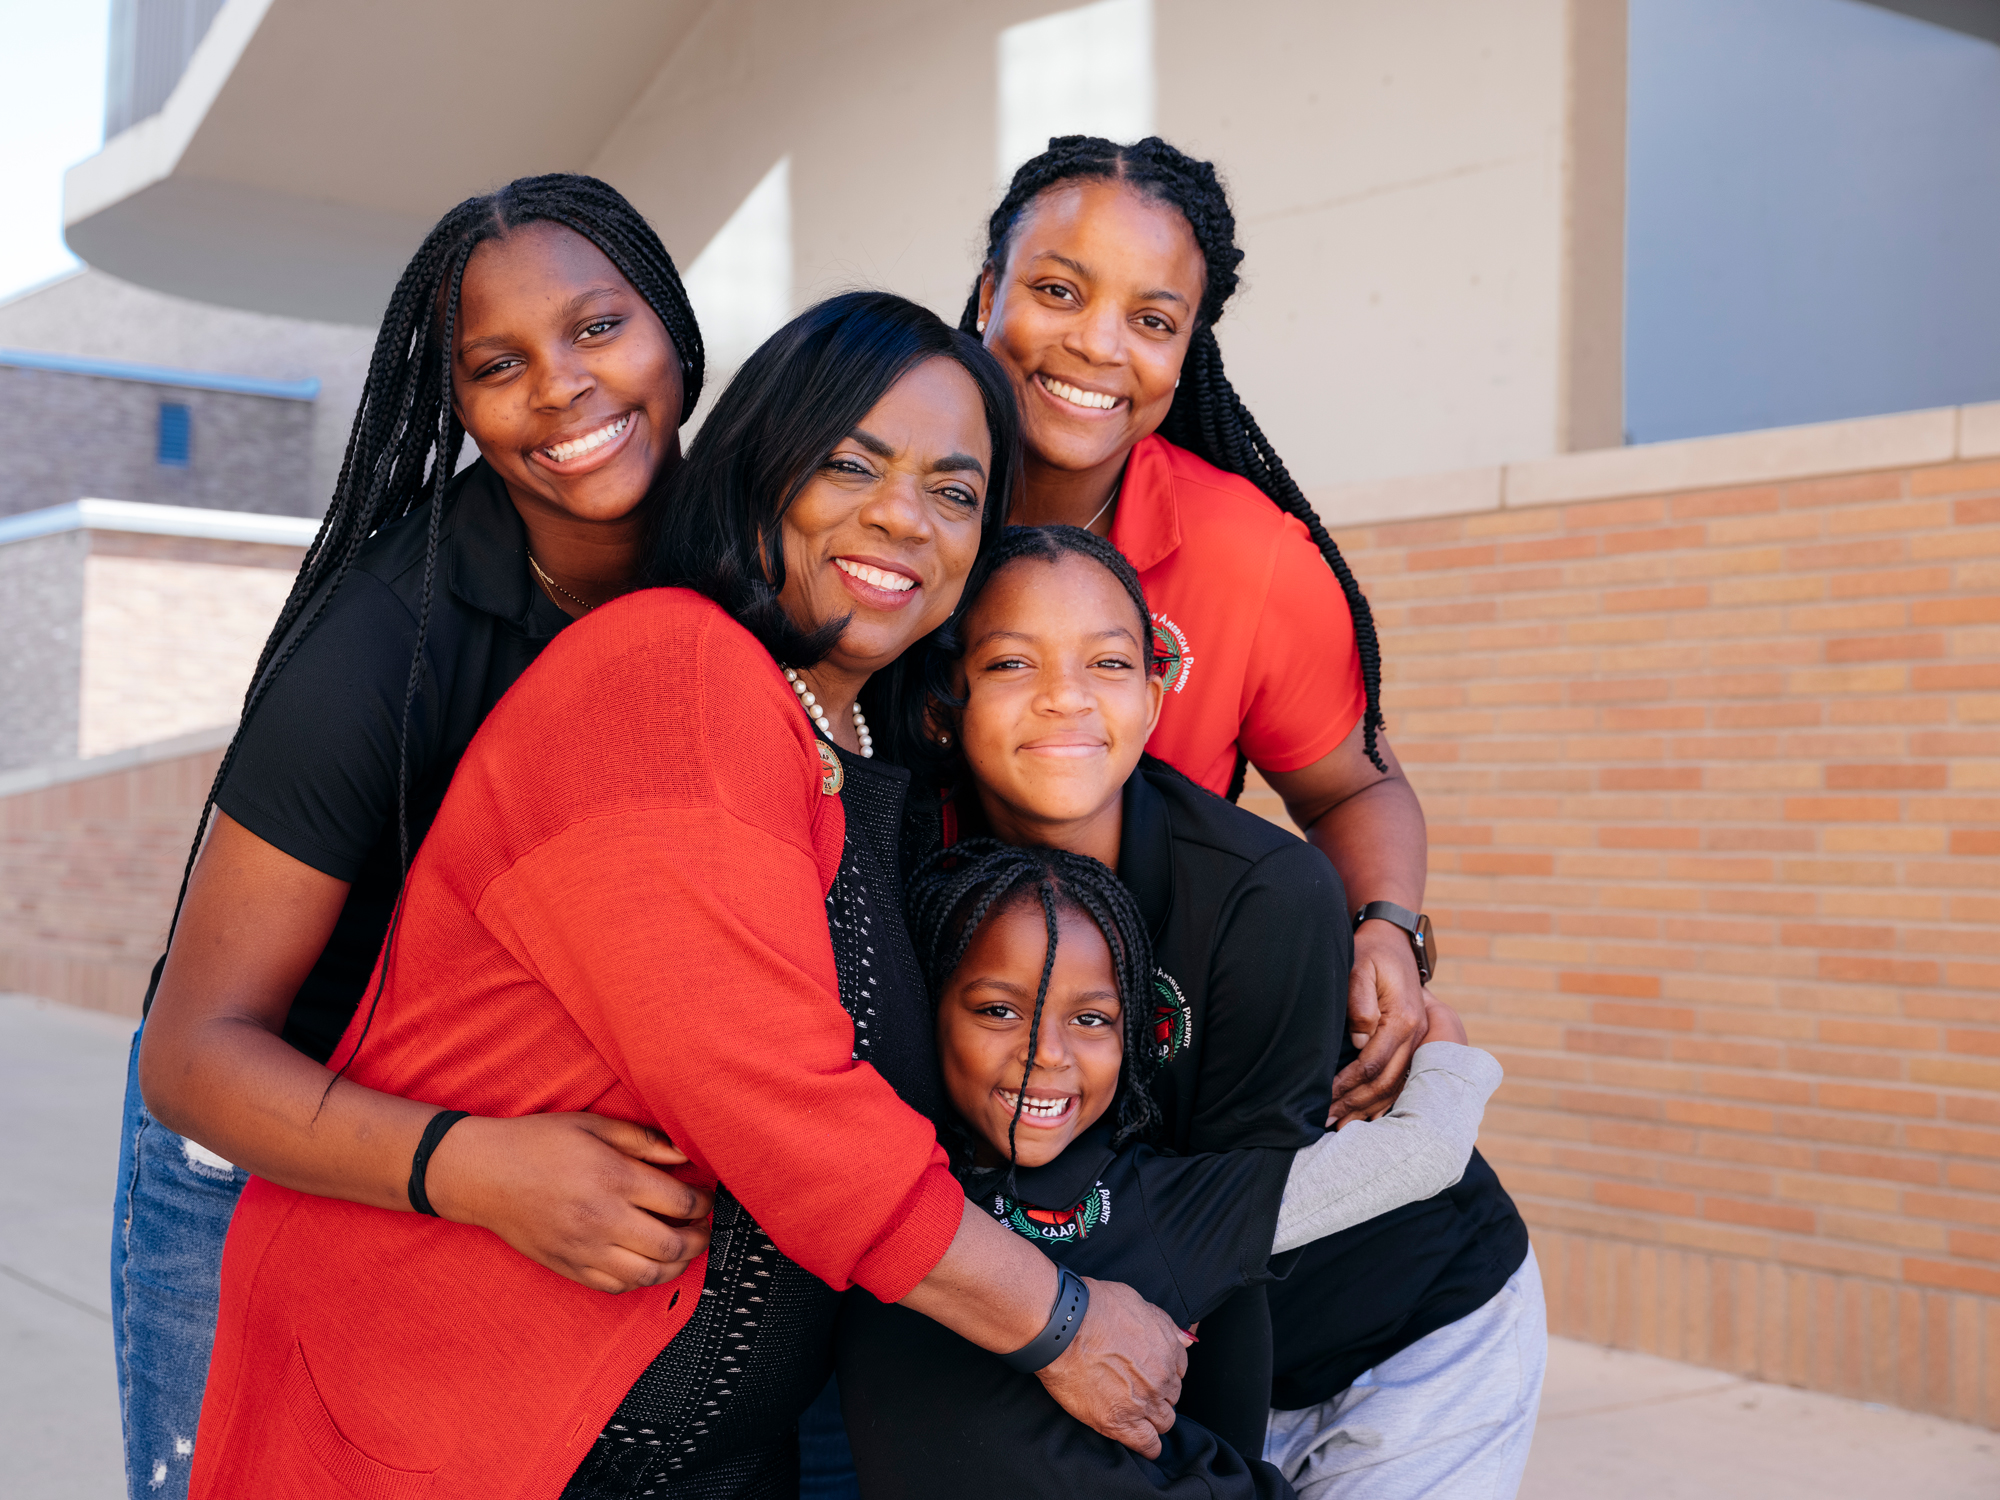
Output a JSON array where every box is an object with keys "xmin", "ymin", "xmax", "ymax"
[{"xmin": 1353, "ymin": 900, "xmax": 1436, "ymax": 984}]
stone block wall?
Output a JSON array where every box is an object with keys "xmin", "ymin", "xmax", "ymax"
[
  {"xmin": 0, "ymin": 365, "xmax": 315, "ymax": 519},
  {"xmin": 0, "ymin": 531, "xmax": 88, "ymax": 767},
  {"xmin": 1253, "ymin": 445, "xmax": 2000, "ymax": 1425},
  {"xmin": 0, "ymin": 525, "xmax": 301, "ymax": 773}
]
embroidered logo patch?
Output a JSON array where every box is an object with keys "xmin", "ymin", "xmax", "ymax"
[
  {"xmin": 1151, "ymin": 969, "xmax": 1192, "ymax": 1061},
  {"xmin": 993, "ymin": 1182, "xmax": 1112, "ymax": 1243},
  {"xmin": 816, "ymin": 740, "xmax": 844, "ymax": 796},
  {"xmin": 1150, "ymin": 612, "xmax": 1193, "ymax": 694}
]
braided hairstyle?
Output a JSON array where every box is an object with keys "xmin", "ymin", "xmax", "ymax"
[
  {"xmin": 961, "ymin": 135, "xmax": 1386, "ymax": 778},
  {"xmin": 149, "ymin": 173, "xmax": 704, "ymax": 1053},
  {"xmin": 907, "ymin": 839, "xmax": 1162, "ymax": 1192},
  {"xmin": 922, "ymin": 523, "xmax": 1164, "ymax": 733}
]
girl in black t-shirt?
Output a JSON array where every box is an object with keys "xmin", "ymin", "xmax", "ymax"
[
  {"xmin": 115, "ymin": 174, "xmax": 717, "ymax": 1500},
  {"xmin": 854, "ymin": 525, "xmax": 1542, "ymax": 1500}
]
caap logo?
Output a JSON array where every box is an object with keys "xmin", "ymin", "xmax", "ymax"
[{"xmin": 1150, "ymin": 613, "xmax": 1193, "ymax": 694}]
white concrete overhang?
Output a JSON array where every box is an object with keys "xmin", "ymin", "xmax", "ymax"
[{"xmin": 63, "ymin": 0, "xmax": 711, "ymax": 324}]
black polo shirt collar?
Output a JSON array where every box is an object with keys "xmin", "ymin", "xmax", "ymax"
[
  {"xmin": 446, "ymin": 460, "xmax": 570, "ymax": 640},
  {"xmin": 1116, "ymin": 756, "xmax": 1178, "ymax": 944},
  {"xmin": 989, "ymin": 1118, "xmax": 1118, "ymax": 1211}
]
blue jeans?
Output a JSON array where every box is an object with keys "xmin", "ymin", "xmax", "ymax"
[
  {"xmin": 111, "ymin": 1028, "xmax": 247, "ymax": 1500},
  {"xmin": 798, "ymin": 1374, "xmax": 861, "ymax": 1499}
]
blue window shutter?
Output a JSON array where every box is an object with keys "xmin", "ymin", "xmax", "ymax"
[{"xmin": 157, "ymin": 402, "xmax": 191, "ymax": 466}]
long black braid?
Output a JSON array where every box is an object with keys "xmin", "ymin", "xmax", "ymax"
[
  {"xmin": 147, "ymin": 174, "xmax": 705, "ymax": 1075},
  {"xmin": 907, "ymin": 839, "xmax": 1162, "ymax": 1195},
  {"xmin": 960, "ymin": 134, "xmax": 1386, "ymax": 778}
]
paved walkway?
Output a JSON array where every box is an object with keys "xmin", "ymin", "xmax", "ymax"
[
  {"xmin": 3, "ymin": 991, "xmax": 1996, "ymax": 1498},
  {"xmin": 1523, "ymin": 1336, "xmax": 1997, "ymax": 1498},
  {"xmin": 3, "ymin": 993, "xmax": 132, "ymax": 1499}
]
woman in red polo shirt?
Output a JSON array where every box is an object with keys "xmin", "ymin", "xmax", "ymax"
[{"xmin": 962, "ymin": 136, "xmax": 1430, "ymax": 1118}]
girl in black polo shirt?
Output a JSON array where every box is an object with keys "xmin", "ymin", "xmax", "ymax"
[
  {"xmin": 868, "ymin": 525, "xmax": 1544, "ymax": 1500},
  {"xmin": 838, "ymin": 836, "xmax": 1501, "ymax": 1499},
  {"xmin": 115, "ymin": 174, "xmax": 714, "ymax": 1500}
]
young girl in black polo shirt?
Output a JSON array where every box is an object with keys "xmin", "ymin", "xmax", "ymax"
[
  {"xmin": 864, "ymin": 524, "xmax": 1545, "ymax": 1500},
  {"xmin": 836, "ymin": 835, "xmax": 1501, "ymax": 1500}
]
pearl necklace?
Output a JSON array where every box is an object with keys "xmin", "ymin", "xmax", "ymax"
[{"xmin": 784, "ymin": 668, "xmax": 872, "ymax": 758}]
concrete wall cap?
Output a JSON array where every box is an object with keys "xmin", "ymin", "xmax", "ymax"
[
  {"xmin": 0, "ymin": 722, "xmax": 235, "ymax": 802},
  {"xmin": 0, "ymin": 499, "xmax": 319, "ymax": 549},
  {"xmin": 1959, "ymin": 400, "xmax": 2000, "ymax": 461},
  {"xmin": 0, "ymin": 346, "xmax": 318, "ymax": 401},
  {"xmin": 1313, "ymin": 466, "xmax": 1506, "ymax": 527},
  {"xmin": 1504, "ymin": 406, "xmax": 1958, "ymax": 508},
  {"xmin": 1307, "ymin": 400, "xmax": 2000, "ymax": 528}
]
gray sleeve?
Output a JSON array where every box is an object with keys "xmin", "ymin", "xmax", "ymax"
[{"xmin": 1271, "ymin": 1042, "xmax": 1503, "ymax": 1256}]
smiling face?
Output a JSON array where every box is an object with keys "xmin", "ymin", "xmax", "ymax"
[
  {"xmin": 776, "ymin": 356, "xmax": 992, "ymax": 681},
  {"xmin": 956, "ymin": 552, "xmax": 1164, "ymax": 862},
  {"xmin": 977, "ymin": 180, "xmax": 1206, "ymax": 495},
  {"xmin": 450, "ymin": 221, "xmax": 684, "ymax": 527},
  {"xmin": 938, "ymin": 897, "xmax": 1124, "ymax": 1169}
]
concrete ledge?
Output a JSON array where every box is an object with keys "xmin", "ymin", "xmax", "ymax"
[
  {"xmin": 1310, "ymin": 398, "xmax": 2000, "ymax": 527},
  {"xmin": 0, "ymin": 498, "xmax": 320, "ymax": 548},
  {"xmin": 0, "ymin": 347, "xmax": 317, "ymax": 401},
  {"xmin": 1314, "ymin": 465, "xmax": 1506, "ymax": 526},
  {"xmin": 1960, "ymin": 400, "xmax": 2000, "ymax": 459},
  {"xmin": 1506, "ymin": 406, "xmax": 1958, "ymax": 507},
  {"xmin": 0, "ymin": 723, "xmax": 235, "ymax": 802}
]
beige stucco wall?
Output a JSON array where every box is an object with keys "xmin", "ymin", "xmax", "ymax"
[
  {"xmin": 591, "ymin": 0, "xmax": 1626, "ymax": 492},
  {"xmin": 1155, "ymin": 0, "xmax": 1626, "ymax": 485},
  {"xmin": 70, "ymin": 0, "xmax": 1631, "ymax": 494}
]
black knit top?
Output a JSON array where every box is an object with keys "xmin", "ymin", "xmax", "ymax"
[{"xmin": 561, "ymin": 745, "xmax": 934, "ymax": 1499}]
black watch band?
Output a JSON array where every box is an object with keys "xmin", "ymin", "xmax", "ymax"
[
  {"xmin": 1353, "ymin": 900, "xmax": 1436, "ymax": 984},
  {"xmin": 997, "ymin": 1265, "xmax": 1090, "ymax": 1374}
]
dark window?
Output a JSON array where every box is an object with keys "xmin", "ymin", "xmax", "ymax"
[{"xmin": 157, "ymin": 402, "xmax": 191, "ymax": 467}]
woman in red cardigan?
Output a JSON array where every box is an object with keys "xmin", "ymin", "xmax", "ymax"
[{"xmin": 191, "ymin": 293, "xmax": 1190, "ymax": 1499}]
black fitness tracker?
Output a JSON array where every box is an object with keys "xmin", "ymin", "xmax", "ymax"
[
  {"xmin": 998, "ymin": 1264, "xmax": 1090, "ymax": 1373},
  {"xmin": 1353, "ymin": 900, "xmax": 1436, "ymax": 984}
]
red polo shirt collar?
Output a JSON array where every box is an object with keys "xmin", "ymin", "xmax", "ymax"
[{"xmin": 1110, "ymin": 435, "xmax": 1182, "ymax": 573}]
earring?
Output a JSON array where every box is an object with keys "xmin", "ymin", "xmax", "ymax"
[
  {"xmin": 976, "ymin": 319, "xmax": 987, "ymax": 333},
  {"xmin": 938, "ymin": 731, "xmax": 951, "ymax": 745}
]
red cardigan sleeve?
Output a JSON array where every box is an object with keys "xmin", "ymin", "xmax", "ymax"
[{"xmin": 442, "ymin": 589, "xmax": 962, "ymax": 1301}]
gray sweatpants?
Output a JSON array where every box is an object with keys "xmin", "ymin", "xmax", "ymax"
[{"xmin": 1263, "ymin": 1247, "xmax": 1547, "ymax": 1500}]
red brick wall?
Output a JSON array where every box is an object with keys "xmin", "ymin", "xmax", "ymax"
[
  {"xmin": 1254, "ymin": 455, "xmax": 2000, "ymax": 1424},
  {"xmin": 0, "ymin": 740, "xmax": 222, "ymax": 1015},
  {"xmin": 9, "ymin": 447, "xmax": 1997, "ymax": 1421}
]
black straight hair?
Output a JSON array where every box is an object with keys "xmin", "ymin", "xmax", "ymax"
[
  {"xmin": 149, "ymin": 172, "xmax": 703, "ymax": 1028},
  {"xmin": 650, "ymin": 289, "xmax": 1020, "ymax": 758},
  {"xmin": 906, "ymin": 839, "xmax": 1162, "ymax": 1194},
  {"xmin": 962, "ymin": 134, "xmax": 1387, "ymax": 784}
]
